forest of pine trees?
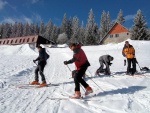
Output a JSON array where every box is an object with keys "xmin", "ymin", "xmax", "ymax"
[{"xmin": 0, "ymin": 9, "xmax": 149, "ymax": 45}]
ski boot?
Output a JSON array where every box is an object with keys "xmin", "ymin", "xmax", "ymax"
[
  {"xmin": 39, "ymin": 81, "xmax": 48, "ymax": 87},
  {"xmin": 31, "ymin": 81, "xmax": 40, "ymax": 85},
  {"xmin": 71, "ymin": 91, "xmax": 81, "ymax": 99},
  {"xmin": 85, "ymin": 86, "xmax": 93, "ymax": 95}
]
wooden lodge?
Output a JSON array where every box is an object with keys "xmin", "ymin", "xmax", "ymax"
[
  {"xmin": 100, "ymin": 22, "xmax": 131, "ymax": 44},
  {"xmin": 0, "ymin": 35, "xmax": 55, "ymax": 47}
]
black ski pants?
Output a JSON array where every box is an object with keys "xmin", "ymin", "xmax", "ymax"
[
  {"xmin": 98, "ymin": 60, "xmax": 110, "ymax": 74},
  {"xmin": 74, "ymin": 67, "xmax": 89, "ymax": 91},
  {"xmin": 35, "ymin": 61, "xmax": 46, "ymax": 82},
  {"xmin": 127, "ymin": 58, "xmax": 136, "ymax": 74}
]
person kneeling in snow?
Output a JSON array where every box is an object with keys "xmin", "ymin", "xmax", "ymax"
[
  {"xmin": 96, "ymin": 55, "xmax": 114, "ymax": 75},
  {"xmin": 31, "ymin": 46, "xmax": 49, "ymax": 87},
  {"xmin": 64, "ymin": 43, "xmax": 93, "ymax": 99}
]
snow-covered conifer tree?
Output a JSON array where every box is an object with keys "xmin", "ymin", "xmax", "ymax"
[
  {"xmin": 116, "ymin": 9, "xmax": 125, "ymax": 25},
  {"xmin": 131, "ymin": 9, "xmax": 149, "ymax": 40}
]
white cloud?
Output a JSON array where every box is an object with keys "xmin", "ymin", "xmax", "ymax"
[
  {"xmin": 0, "ymin": 0, "xmax": 7, "ymax": 10},
  {"xmin": 125, "ymin": 14, "xmax": 135, "ymax": 21},
  {"xmin": 31, "ymin": 0, "xmax": 39, "ymax": 4},
  {"xmin": 0, "ymin": 14, "xmax": 42, "ymax": 24},
  {"xmin": 32, "ymin": 13, "xmax": 42, "ymax": 22},
  {"xmin": 1, "ymin": 16, "xmax": 33, "ymax": 24},
  {"xmin": 23, "ymin": 16, "xmax": 33, "ymax": 24},
  {"xmin": 112, "ymin": 14, "xmax": 136, "ymax": 23},
  {"xmin": 1, "ymin": 18, "xmax": 15, "ymax": 23}
]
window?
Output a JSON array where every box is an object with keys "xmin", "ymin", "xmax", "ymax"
[
  {"xmin": 15, "ymin": 39, "xmax": 18, "ymax": 43},
  {"xmin": 7, "ymin": 40, "xmax": 9, "ymax": 44},
  {"xmin": 127, "ymin": 33, "xmax": 129, "ymax": 35},
  {"xmin": 3, "ymin": 41, "xmax": 5, "ymax": 44},
  {"xmin": 115, "ymin": 34, "xmax": 119, "ymax": 37},
  {"xmin": 11, "ymin": 40, "xmax": 13, "ymax": 44},
  {"xmin": 23, "ymin": 39, "xmax": 25, "ymax": 43},
  {"xmin": 20, "ymin": 39, "xmax": 22, "ymax": 43},
  {"xmin": 110, "ymin": 35, "xmax": 113, "ymax": 38},
  {"xmin": 27, "ymin": 38, "xmax": 30, "ymax": 42},
  {"xmin": 0, "ymin": 41, "xmax": 1, "ymax": 44},
  {"xmin": 32, "ymin": 38, "xmax": 35, "ymax": 42}
]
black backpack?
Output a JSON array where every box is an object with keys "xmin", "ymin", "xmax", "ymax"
[
  {"xmin": 45, "ymin": 51, "xmax": 50, "ymax": 60},
  {"xmin": 141, "ymin": 67, "xmax": 149, "ymax": 71}
]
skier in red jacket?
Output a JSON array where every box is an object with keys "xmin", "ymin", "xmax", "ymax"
[{"xmin": 64, "ymin": 43, "xmax": 93, "ymax": 99}]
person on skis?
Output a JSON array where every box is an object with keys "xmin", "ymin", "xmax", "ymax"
[
  {"xmin": 31, "ymin": 45, "xmax": 49, "ymax": 87},
  {"xmin": 122, "ymin": 41, "xmax": 136, "ymax": 75},
  {"xmin": 64, "ymin": 43, "xmax": 93, "ymax": 99},
  {"xmin": 96, "ymin": 55, "xmax": 114, "ymax": 75}
]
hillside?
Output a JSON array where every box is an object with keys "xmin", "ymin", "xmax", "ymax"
[{"xmin": 0, "ymin": 40, "xmax": 150, "ymax": 113}]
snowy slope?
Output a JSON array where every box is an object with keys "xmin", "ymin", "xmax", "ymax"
[{"xmin": 0, "ymin": 40, "xmax": 150, "ymax": 113}]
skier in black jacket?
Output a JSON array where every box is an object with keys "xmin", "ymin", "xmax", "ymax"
[{"xmin": 31, "ymin": 46, "xmax": 49, "ymax": 87}]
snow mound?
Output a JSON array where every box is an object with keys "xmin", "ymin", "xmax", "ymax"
[
  {"xmin": 57, "ymin": 44, "xmax": 68, "ymax": 48},
  {"xmin": 0, "ymin": 44, "xmax": 37, "ymax": 55}
]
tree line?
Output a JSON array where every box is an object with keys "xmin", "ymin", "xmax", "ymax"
[{"xmin": 0, "ymin": 9, "xmax": 149, "ymax": 45}]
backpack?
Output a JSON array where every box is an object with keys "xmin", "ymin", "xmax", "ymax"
[
  {"xmin": 141, "ymin": 67, "xmax": 149, "ymax": 71},
  {"xmin": 45, "ymin": 51, "xmax": 50, "ymax": 60}
]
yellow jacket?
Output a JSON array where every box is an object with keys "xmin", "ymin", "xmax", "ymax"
[{"xmin": 123, "ymin": 45, "xmax": 135, "ymax": 59}]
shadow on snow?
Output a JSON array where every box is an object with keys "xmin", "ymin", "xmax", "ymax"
[{"xmin": 97, "ymin": 86, "xmax": 146, "ymax": 96}]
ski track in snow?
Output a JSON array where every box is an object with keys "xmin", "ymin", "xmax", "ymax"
[{"xmin": 0, "ymin": 41, "xmax": 150, "ymax": 113}]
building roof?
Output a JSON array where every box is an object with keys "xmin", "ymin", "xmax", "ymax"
[
  {"xmin": 99, "ymin": 22, "xmax": 129, "ymax": 44},
  {"xmin": 0, "ymin": 35, "xmax": 56, "ymax": 45}
]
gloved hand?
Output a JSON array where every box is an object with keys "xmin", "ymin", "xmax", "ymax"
[
  {"xmin": 72, "ymin": 70, "xmax": 77, "ymax": 78},
  {"xmin": 64, "ymin": 61, "xmax": 68, "ymax": 65},
  {"xmin": 109, "ymin": 62, "xmax": 112, "ymax": 66},
  {"xmin": 134, "ymin": 58, "xmax": 138, "ymax": 64},
  {"xmin": 33, "ymin": 60, "xmax": 36, "ymax": 63},
  {"xmin": 124, "ymin": 59, "xmax": 126, "ymax": 66}
]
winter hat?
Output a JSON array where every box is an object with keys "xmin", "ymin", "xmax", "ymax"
[
  {"xmin": 69, "ymin": 43, "xmax": 76, "ymax": 48},
  {"xmin": 125, "ymin": 41, "xmax": 129, "ymax": 44}
]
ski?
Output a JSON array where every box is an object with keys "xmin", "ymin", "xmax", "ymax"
[
  {"xmin": 47, "ymin": 97, "xmax": 69, "ymax": 100},
  {"xmin": 9, "ymin": 83, "xmax": 59, "ymax": 89},
  {"xmin": 47, "ymin": 95, "xmax": 99, "ymax": 101},
  {"xmin": 57, "ymin": 90, "xmax": 97, "ymax": 100}
]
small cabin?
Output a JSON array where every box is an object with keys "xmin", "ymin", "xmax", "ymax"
[
  {"xmin": 100, "ymin": 22, "xmax": 131, "ymax": 44},
  {"xmin": 0, "ymin": 35, "xmax": 55, "ymax": 48}
]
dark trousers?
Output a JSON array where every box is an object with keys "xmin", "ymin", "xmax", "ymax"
[
  {"xmin": 74, "ymin": 67, "xmax": 89, "ymax": 91},
  {"xmin": 35, "ymin": 62, "xmax": 46, "ymax": 82},
  {"xmin": 98, "ymin": 61, "xmax": 110, "ymax": 74},
  {"xmin": 98, "ymin": 61, "xmax": 104, "ymax": 72},
  {"xmin": 127, "ymin": 58, "xmax": 136, "ymax": 74}
]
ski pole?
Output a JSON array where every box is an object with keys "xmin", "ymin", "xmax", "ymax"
[
  {"xmin": 87, "ymin": 69, "xmax": 104, "ymax": 92},
  {"xmin": 135, "ymin": 58, "xmax": 142, "ymax": 72},
  {"xmin": 137, "ymin": 63, "xmax": 141, "ymax": 70},
  {"xmin": 66, "ymin": 65, "xmax": 86, "ymax": 92},
  {"xmin": 137, "ymin": 63, "xmax": 142, "ymax": 72},
  {"xmin": 66, "ymin": 65, "xmax": 72, "ymax": 72}
]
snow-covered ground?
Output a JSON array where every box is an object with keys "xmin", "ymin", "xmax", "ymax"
[{"xmin": 0, "ymin": 40, "xmax": 150, "ymax": 113}]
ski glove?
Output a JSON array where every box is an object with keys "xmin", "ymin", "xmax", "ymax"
[
  {"xmin": 124, "ymin": 59, "xmax": 126, "ymax": 66},
  {"xmin": 33, "ymin": 60, "xmax": 36, "ymax": 63},
  {"xmin": 72, "ymin": 70, "xmax": 77, "ymax": 78},
  {"xmin": 64, "ymin": 61, "xmax": 68, "ymax": 65},
  {"xmin": 108, "ymin": 62, "xmax": 112, "ymax": 66}
]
